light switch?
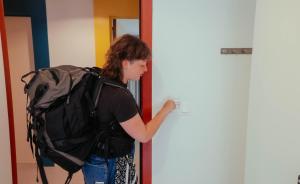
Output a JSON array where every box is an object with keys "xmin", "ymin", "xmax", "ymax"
[
  {"xmin": 180, "ymin": 102, "xmax": 189, "ymax": 113},
  {"xmin": 174, "ymin": 100, "xmax": 181, "ymax": 109}
]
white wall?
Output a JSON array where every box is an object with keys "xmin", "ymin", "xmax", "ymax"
[
  {"xmin": 46, "ymin": 0, "xmax": 96, "ymax": 67},
  {"xmin": 245, "ymin": 1, "xmax": 300, "ymax": 184},
  {"xmin": 152, "ymin": 0, "xmax": 255, "ymax": 183},
  {"xmin": 0, "ymin": 34, "xmax": 13, "ymax": 184}
]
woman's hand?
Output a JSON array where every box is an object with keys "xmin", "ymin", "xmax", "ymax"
[{"xmin": 162, "ymin": 99, "xmax": 176, "ymax": 113}]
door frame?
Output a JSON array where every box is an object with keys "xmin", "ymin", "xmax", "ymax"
[
  {"xmin": 0, "ymin": 0, "xmax": 153, "ymax": 183},
  {"xmin": 140, "ymin": 0, "xmax": 152, "ymax": 184},
  {"xmin": 0, "ymin": 1, "xmax": 18, "ymax": 184}
]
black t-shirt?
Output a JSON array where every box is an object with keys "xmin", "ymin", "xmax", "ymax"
[
  {"xmin": 94, "ymin": 80, "xmax": 137, "ymax": 157},
  {"xmin": 96, "ymin": 81, "xmax": 138, "ymax": 125}
]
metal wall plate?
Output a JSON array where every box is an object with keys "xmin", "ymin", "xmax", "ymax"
[{"xmin": 221, "ymin": 48, "xmax": 252, "ymax": 54}]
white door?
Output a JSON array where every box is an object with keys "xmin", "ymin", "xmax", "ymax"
[{"xmin": 114, "ymin": 18, "xmax": 141, "ymax": 183}]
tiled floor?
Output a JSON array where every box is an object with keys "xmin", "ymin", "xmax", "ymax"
[
  {"xmin": 17, "ymin": 163, "xmax": 84, "ymax": 184},
  {"xmin": 17, "ymin": 147, "xmax": 140, "ymax": 184}
]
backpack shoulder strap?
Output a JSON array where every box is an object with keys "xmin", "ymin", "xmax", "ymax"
[
  {"xmin": 102, "ymin": 78, "xmax": 126, "ymax": 89},
  {"xmin": 86, "ymin": 77, "xmax": 105, "ymax": 117}
]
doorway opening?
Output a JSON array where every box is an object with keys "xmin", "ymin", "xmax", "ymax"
[{"xmin": 2, "ymin": 0, "xmax": 153, "ymax": 183}]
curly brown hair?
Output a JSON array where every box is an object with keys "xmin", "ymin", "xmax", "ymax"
[{"xmin": 102, "ymin": 34, "xmax": 151, "ymax": 81}]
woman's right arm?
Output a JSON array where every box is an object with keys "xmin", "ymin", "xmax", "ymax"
[{"xmin": 120, "ymin": 100, "xmax": 176, "ymax": 143}]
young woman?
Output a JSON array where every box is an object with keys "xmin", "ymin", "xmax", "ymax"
[{"xmin": 82, "ymin": 34, "xmax": 175, "ymax": 184}]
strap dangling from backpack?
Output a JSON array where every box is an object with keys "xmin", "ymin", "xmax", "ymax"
[
  {"xmin": 34, "ymin": 143, "xmax": 48, "ymax": 184},
  {"xmin": 64, "ymin": 173, "xmax": 73, "ymax": 184},
  {"xmin": 21, "ymin": 71, "xmax": 37, "ymax": 85}
]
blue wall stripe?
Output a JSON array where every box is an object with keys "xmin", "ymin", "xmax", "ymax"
[
  {"xmin": 29, "ymin": 0, "xmax": 50, "ymax": 69},
  {"xmin": 4, "ymin": 0, "xmax": 30, "ymax": 16}
]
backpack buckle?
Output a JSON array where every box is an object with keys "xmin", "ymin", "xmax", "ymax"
[{"xmin": 90, "ymin": 110, "xmax": 96, "ymax": 117}]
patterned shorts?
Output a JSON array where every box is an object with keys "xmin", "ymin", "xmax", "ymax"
[{"xmin": 82, "ymin": 154, "xmax": 137, "ymax": 184}]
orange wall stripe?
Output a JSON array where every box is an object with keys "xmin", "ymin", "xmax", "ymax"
[
  {"xmin": 140, "ymin": 0, "xmax": 152, "ymax": 184},
  {"xmin": 93, "ymin": 0, "xmax": 139, "ymax": 67},
  {"xmin": 0, "ymin": 1, "xmax": 18, "ymax": 184}
]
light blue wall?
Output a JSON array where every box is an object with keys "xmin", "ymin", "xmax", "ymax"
[
  {"xmin": 152, "ymin": 0, "xmax": 256, "ymax": 183},
  {"xmin": 245, "ymin": 0, "xmax": 300, "ymax": 183},
  {"xmin": 116, "ymin": 19, "xmax": 139, "ymax": 37}
]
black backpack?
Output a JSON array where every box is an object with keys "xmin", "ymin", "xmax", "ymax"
[{"xmin": 21, "ymin": 65, "xmax": 124, "ymax": 184}]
